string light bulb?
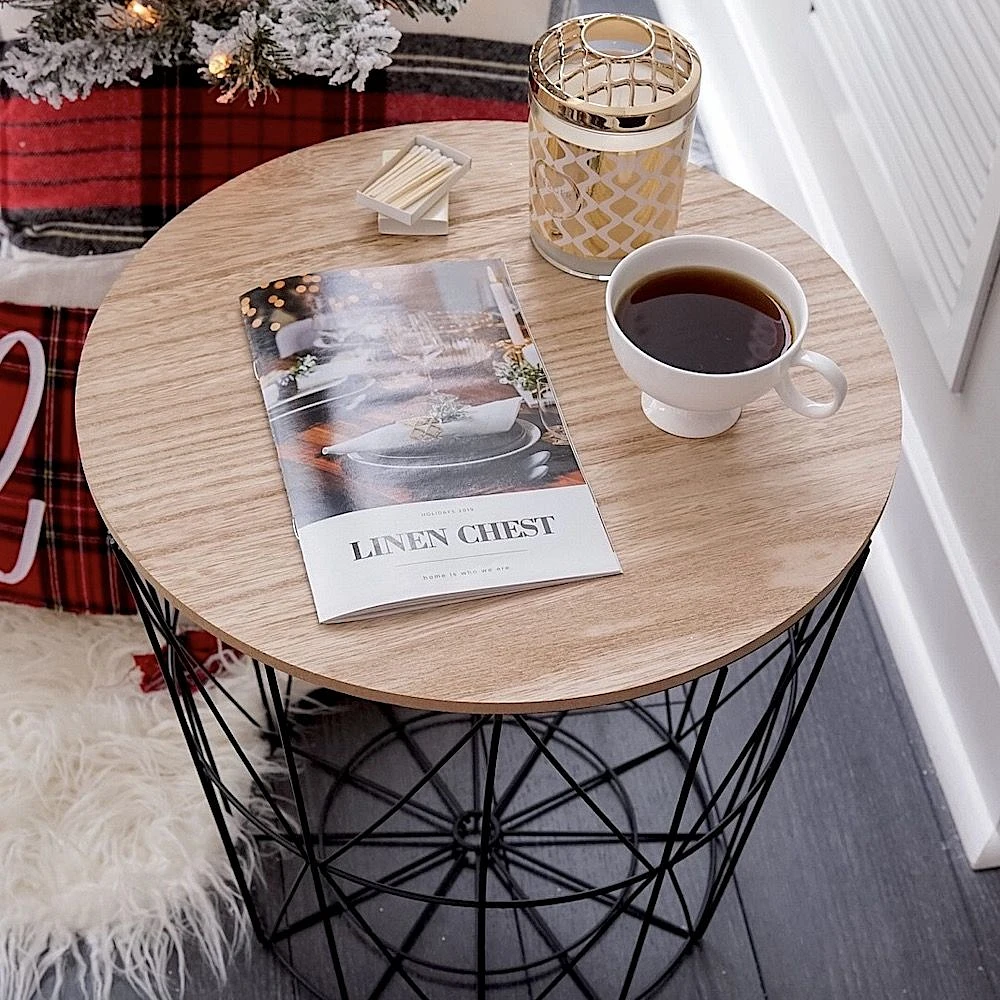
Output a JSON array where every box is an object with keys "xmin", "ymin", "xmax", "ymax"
[
  {"xmin": 124, "ymin": 0, "xmax": 158, "ymax": 25},
  {"xmin": 208, "ymin": 50, "xmax": 232, "ymax": 77}
]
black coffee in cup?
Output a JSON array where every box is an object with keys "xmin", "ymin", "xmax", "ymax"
[{"xmin": 614, "ymin": 266, "xmax": 793, "ymax": 374}]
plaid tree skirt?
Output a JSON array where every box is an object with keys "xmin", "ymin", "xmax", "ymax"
[{"xmin": 0, "ymin": 34, "xmax": 530, "ymax": 613}]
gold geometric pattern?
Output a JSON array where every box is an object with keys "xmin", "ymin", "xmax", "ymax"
[{"xmin": 528, "ymin": 107, "xmax": 691, "ymax": 269}]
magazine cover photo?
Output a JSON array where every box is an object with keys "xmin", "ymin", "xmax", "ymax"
[
  {"xmin": 240, "ymin": 257, "xmax": 619, "ymax": 621},
  {"xmin": 242, "ymin": 258, "xmax": 584, "ymax": 530}
]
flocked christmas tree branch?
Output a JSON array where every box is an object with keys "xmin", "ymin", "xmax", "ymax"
[{"xmin": 0, "ymin": 0, "xmax": 464, "ymax": 106}]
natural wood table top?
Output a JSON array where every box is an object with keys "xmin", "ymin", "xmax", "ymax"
[{"xmin": 76, "ymin": 120, "xmax": 900, "ymax": 713}]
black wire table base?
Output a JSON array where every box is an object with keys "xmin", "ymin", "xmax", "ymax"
[{"xmin": 114, "ymin": 544, "xmax": 868, "ymax": 1000}]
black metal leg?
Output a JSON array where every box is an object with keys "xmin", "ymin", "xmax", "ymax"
[
  {"xmin": 111, "ymin": 538, "xmax": 869, "ymax": 999},
  {"xmin": 263, "ymin": 667, "xmax": 351, "ymax": 999},
  {"xmin": 477, "ymin": 718, "xmax": 504, "ymax": 1000},
  {"xmin": 113, "ymin": 551, "xmax": 270, "ymax": 944}
]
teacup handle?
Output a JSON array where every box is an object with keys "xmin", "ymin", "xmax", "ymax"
[{"xmin": 774, "ymin": 349, "xmax": 847, "ymax": 419}]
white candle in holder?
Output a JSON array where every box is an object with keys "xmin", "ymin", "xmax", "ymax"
[{"xmin": 487, "ymin": 266, "xmax": 525, "ymax": 345}]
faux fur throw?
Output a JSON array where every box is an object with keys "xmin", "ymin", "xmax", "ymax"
[{"xmin": 0, "ymin": 602, "xmax": 270, "ymax": 1000}]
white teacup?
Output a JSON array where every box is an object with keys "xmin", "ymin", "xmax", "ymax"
[{"xmin": 605, "ymin": 235, "xmax": 847, "ymax": 438}]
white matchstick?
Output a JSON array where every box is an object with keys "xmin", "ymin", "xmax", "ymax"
[
  {"xmin": 394, "ymin": 162, "xmax": 463, "ymax": 210},
  {"xmin": 370, "ymin": 163, "xmax": 445, "ymax": 204},
  {"xmin": 363, "ymin": 150, "xmax": 429, "ymax": 199},
  {"xmin": 370, "ymin": 152, "xmax": 453, "ymax": 203},
  {"xmin": 365, "ymin": 147, "xmax": 443, "ymax": 199},
  {"xmin": 384, "ymin": 159, "xmax": 455, "ymax": 204},
  {"xmin": 364, "ymin": 148, "xmax": 430, "ymax": 193}
]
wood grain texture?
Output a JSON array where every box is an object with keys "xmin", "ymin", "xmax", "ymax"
[{"xmin": 75, "ymin": 120, "xmax": 901, "ymax": 712}]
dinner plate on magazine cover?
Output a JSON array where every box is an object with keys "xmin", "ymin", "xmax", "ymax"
[
  {"xmin": 266, "ymin": 374, "xmax": 374, "ymax": 420},
  {"xmin": 359, "ymin": 421, "xmax": 533, "ymax": 466},
  {"xmin": 346, "ymin": 420, "xmax": 542, "ymax": 471}
]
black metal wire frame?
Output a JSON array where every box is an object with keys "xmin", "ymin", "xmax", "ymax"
[{"xmin": 112, "ymin": 540, "xmax": 869, "ymax": 1000}]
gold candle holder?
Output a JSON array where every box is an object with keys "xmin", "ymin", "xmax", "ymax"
[{"xmin": 528, "ymin": 14, "xmax": 701, "ymax": 279}]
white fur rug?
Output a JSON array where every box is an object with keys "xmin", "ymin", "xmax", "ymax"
[{"xmin": 0, "ymin": 602, "xmax": 270, "ymax": 1000}]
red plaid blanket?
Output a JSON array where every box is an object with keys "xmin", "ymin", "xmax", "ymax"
[
  {"xmin": 1, "ymin": 36, "xmax": 530, "ymax": 255},
  {"xmin": 132, "ymin": 629, "xmax": 236, "ymax": 693},
  {"xmin": 0, "ymin": 302, "xmax": 134, "ymax": 614},
  {"xmin": 0, "ymin": 34, "xmax": 530, "ymax": 613}
]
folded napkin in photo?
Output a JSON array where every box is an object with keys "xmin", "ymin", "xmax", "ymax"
[{"xmin": 322, "ymin": 396, "xmax": 521, "ymax": 456}]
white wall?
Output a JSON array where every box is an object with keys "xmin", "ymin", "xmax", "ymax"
[
  {"xmin": 0, "ymin": 5, "xmax": 32, "ymax": 40},
  {"xmin": 388, "ymin": 0, "xmax": 549, "ymax": 45},
  {"xmin": 658, "ymin": 0, "xmax": 1000, "ymax": 867}
]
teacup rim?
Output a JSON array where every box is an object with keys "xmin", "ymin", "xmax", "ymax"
[{"xmin": 605, "ymin": 234, "xmax": 808, "ymax": 380}]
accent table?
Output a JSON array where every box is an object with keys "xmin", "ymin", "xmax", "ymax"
[{"xmin": 76, "ymin": 120, "xmax": 901, "ymax": 999}]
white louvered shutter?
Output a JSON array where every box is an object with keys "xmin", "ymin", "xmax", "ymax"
[{"xmin": 811, "ymin": 0, "xmax": 1000, "ymax": 389}]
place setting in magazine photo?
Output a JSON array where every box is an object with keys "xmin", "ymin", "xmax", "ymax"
[{"xmin": 240, "ymin": 256, "xmax": 621, "ymax": 622}]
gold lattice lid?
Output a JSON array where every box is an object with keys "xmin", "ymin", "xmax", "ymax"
[{"xmin": 529, "ymin": 14, "xmax": 701, "ymax": 132}]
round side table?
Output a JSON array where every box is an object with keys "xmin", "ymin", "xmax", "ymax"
[{"xmin": 76, "ymin": 121, "xmax": 900, "ymax": 999}]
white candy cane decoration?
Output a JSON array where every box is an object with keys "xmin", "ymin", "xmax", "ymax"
[{"xmin": 0, "ymin": 331, "xmax": 46, "ymax": 586}]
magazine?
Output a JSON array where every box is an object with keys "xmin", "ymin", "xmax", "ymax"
[{"xmin": 240, "ymin": 258, "xmax": 620, "ymax": 622}]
